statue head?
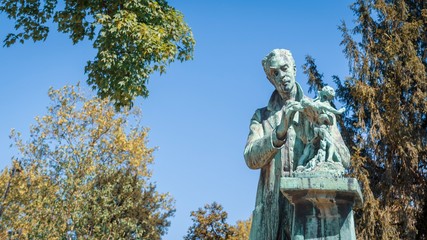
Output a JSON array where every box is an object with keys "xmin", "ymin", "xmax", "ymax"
[
  {"xmin": 262, "ymin": 49, "xmax": 297, "ymax": 97},
  {"xmin": 319, "ymin": 86, "xmax": 335, "ymax": 101}
]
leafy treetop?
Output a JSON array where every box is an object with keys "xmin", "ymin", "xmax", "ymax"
[
  {"xmin": 184, "ymin": 202, "xmax": 251, "ymax": 240},
  {"xmin": 0, "ymin": 84, "xmax": 174, "ymax": 239},
  {"xmin": 0, "ymin": 0, "xmax": 195, "ymax": 109}
]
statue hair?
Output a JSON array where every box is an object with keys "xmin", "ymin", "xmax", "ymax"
[{"xmin": 261, "ymin": 49, "xmax": 296, "ymax": 84}]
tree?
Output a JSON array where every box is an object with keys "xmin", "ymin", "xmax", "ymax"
[
  {"xmin": 229, "ymin": 218, "xmax": 252, "ymax": 240},
  {"xmin": 305, "ymin": 0, "xmax": 427, "ymax": 239},
  {"xmin": 184, "ymin": 202, "xmax": 251, "ymax": 240},
  {"xmin": 302, "ymin": 55, "xmax": 325, "ymax": 95},
  {"xmin": 0, "ymin": 85, "xmax": 174, "ymax": 239},
  {"xmin": 0, "ymin": 0, "xmax": 195, "ymax": 109},
  {"xmin": 184, "ymin": 202, "xmax": 236, "ymax": 240}
]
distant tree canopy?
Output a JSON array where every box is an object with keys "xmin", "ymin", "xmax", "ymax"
[
  {"xmin": 0, "ymin": 0, "xmax": 195, "ymax": 109},
  {"xmin": 0, "ymin": 85, "xmax": 174, "ymax": 239},
  {"xmin": 304, "ymin": 0, "xmax": 427, "ymax": 239},
  {"xmin": 184, "ymin": 202, "xmax": 251, "ymax": 240}
]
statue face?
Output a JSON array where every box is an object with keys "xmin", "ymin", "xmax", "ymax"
[
  {"xmin": 321, "ymin": 86, "xmax": 335, "ymax": 100},
  {"xmin": 269, "ymin": 55, "xmax": 296, "ymax": 95}
]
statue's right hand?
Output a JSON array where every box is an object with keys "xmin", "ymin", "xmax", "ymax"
[
  {"xmin": 284, "ymin": 101, "xmax": 303, "ymax": 113},
  {"xmin": 275, "ymin": 101, "xmax": 302, "ymax": 140}
]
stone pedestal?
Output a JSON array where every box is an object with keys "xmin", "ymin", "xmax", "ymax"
[{"xmin": 280, "ymin": 177, "xmax": 363, "ymax": 240}]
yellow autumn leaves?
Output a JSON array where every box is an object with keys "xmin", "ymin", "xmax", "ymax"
[{"xmin": 0, "ymin": 85, "xmax": 172, "ymax": 239}]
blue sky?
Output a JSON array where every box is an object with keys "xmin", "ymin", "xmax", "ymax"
[{"xmin": 0, "ymin": 1, "xmax": 355, "ymax": 239}]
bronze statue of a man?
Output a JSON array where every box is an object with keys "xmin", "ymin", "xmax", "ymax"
[
  {"xmin": 244, "ymin": 49, "xmax": 309, "ymax": 240},
  {"xmin": 244, "ymin": 49, "xmax": 351, "ymax": 239}
]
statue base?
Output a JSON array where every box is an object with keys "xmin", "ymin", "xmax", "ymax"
[{"xmin": 280, "ymin": 177, "xmax": 363, "ymax": 240}]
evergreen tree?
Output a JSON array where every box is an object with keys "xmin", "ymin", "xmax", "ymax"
[
  {"xmin": 302, "ymin": 55, "xmax": 325, "ymax": 95},
  {"xmin": 303, "ymin": 0, "xmax": 427, "ymax": 238}
]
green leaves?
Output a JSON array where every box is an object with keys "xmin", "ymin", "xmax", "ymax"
[
  {"xmin": 86, "ymin": 3, "xmax": 193, "ymax": 109},
  {"xmin": 1, "ymin": 0, "xmax": 56, "ymax": 45},
  {"xmin": 0, "ymin": 0, "xmax": 195, "ymax": 109}
]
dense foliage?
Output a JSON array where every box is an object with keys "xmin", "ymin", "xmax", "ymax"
[
  {"xmin": 304, "ymin": 0, "xmax": 427, "ymax": 239},
  {"xmin": 184, "ymin": 202, "xmax": 251, "ymax": 240},
  {"xmin": 0, "ymin": 0, "xmax": 195, "ymax": 108},
  {"xmin": 0, "ymin": 85, "xmax": 174, "ymax": 239},
  {"xmin": 232, "ymin": 218, "xmax": 252, "ymax": 240}
]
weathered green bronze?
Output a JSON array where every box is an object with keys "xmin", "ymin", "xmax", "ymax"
[
  {"xmin": 244, "ymin": 49, "xmax": 362, "ymax": 239},
  {"xmin": 281, "ymin": 178, "xmax": 362, "ymax": 239}
]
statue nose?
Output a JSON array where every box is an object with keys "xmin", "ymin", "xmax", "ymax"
[{"xmin": 280, "ymin": 74, "xmax": 288, "ymax": 81}]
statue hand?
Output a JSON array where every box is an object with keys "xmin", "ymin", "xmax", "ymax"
[
  {"xmin": 337, "ymin": 108, "xmax": 346, "ymax": 114},
  {"xmin": 300, "ymin": 98, "xmax": 311, "ymax": 107},
  {"xmin": 276, "ymin": 101, "xmax": 302, "ymax": 139},
  {"xmin": 284, "ymin": 101, "xmax": 303, "ymax": 113}
]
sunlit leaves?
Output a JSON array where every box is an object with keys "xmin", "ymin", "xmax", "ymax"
[
  {"xmin": 335, "ymin": 0, "xmax": 427, "ymax": 239},
  {"xmin": 184, "ymin": 202, "xmax": 252, "ymax": 240},
  {"xmin": 86, "ymin": 1, "xmax": 194, "ymax": 109},
  {"xmin": 0, "ymin": 85, "xmax": 174, "ymax": 239},
  {"xmin": 229, "ymin": 218, "xmax": 252, "ymax": 240},
  {"xmin": 0, "ymin": 0, "xmax": 195, "ymax": 109},
  {"xmin": 303, "ymin": 1, "xmax": 427, "ymax": 238}
]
